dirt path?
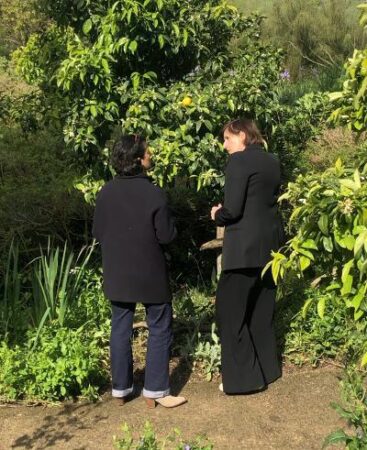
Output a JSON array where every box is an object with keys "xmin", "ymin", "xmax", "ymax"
[{"xmin": 0, "ymin": 365, "xmax": 345, "ymax": 450}]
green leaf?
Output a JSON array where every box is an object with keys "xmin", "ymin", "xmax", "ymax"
[
  {"xmin": 335, "ymin": 158, "xmax": 343, "ymax": 171},
  {"xmin": 361, "ymin": 352, "xmax": 367, "ymax": 368},
  {"xmin": 354, "ymin": 230, "xmax": 367, "ymax": 256},
  {"xmin": 90, "ymin": 105, "xmax": 97, "ymax": 117},
  {"xmin": 341, "ymin": 274, "xmax": 353, "ymax": 296},
  {"xmin": 341, "ymin": 259, "xmax": 354, "ymax": 284},
  {"xmin": 227, "ymin": 99, "xmax": 235, "ymax": 112},
  {"xmin": 299, "ymin": 256, "xmax": 311, "ymax": 271},
  {"xmin": 353, "ymin": 169, "xmax": 362, "ymax": 188},
  {"xmin": 301, "ymin": 298, "xmax": 313, "ymax": 319},
  {"xmin": 351, "ymin": 289, "xmax": 364, "ymax": 311},
  {"xmin": 301, "ymin": 239, "xmax": 318, "ymax": 250},
  {"xmin": 323, "ymin": 236, "xmax": 333, "ymax": 253},
  {"xmin": 172, "ymin": 23, "xmax": 180, "ymax": 37},
  {"xmin": 83, "ymin": 19, "xmax": 92, "ymax": 34},
  {"xmin": 340, "ymin": 179, "xmax": 358, "ymax": 191},
  {"xmin": 101, "ymin": 59, "xmax": 110, "ymax": 74},
  {"xmin": 289, "ymin": 207, "xmax": 302, "ymax": 222},
  {"xmin": 158, "ymin": 34, "xmax": 165, "ymax": 49},
  {"xmin": 354, "ymin": 309, "xmax": 364, "ymax": 320},
  {"xmin": 271, "ymin": 260, "xmax": 280, "ymax": 284},
  {"xmin": 317, "ymin": 297, "xmax": 326, "ymax": 319},
  {"xmin": 129, "ymin": 40, "xmax": 138, "ymax": 53},
  {"xmin": 322, "ymin": 430, "xmax": 348, "ymax": 448},
  {"xmin": 318, "ymin": 214, "xmax": 329, "ymax": 235},
  {"xmin": 344, "ymin": 234, "xmax": 355, "ymax": 251},
  {"xmin": 183, "ymin": 29, "xmax": 189, "ymax": 46}
]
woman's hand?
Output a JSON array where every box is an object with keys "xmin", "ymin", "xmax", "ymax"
[{"xmin": 211, "ymin": 204, "xmax": 222, "ymax": 220}]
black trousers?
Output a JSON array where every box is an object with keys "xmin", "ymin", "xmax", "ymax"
[
  {"xmin": 110, "ymin": 302, "xmax": 172, "ymax": 398},
  {"xmin": 216, "ymin": 268, "xmax": 281, "ymax": 394}
]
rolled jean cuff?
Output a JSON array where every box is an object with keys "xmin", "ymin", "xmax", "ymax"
[
  {"xmin": 112, "ymin": 385, "xmax": 134, "ymax": 398},
  {"xmin": 143, "ymin": 387, "xmax": 170, "ymax": 399}
]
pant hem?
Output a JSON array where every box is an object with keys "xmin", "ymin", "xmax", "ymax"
[
  {"xmin": 142, "ymin": 387, "xmax": 170, "ymax": 399},
  {"xmin": 112, "ymin": 385, "xmax": 134, "ymax": 398}
]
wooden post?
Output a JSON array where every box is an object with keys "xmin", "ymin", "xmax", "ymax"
[
  {"xmin": 200, "ymin": 226, "xmax": 224, "ymax": 279},
  {"xmin": 216, "ymin": 226, "xmax": 224, "ymax": 277}
]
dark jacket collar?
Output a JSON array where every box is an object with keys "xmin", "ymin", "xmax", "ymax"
[
  {"xmin": 115, "ymin": 173, "xmax": 149, "ymax": 180},
  {"xmin": 229, "ymin": 143, "xmax": 264, "ymax": 157},
  {"xmin": 244, "ymin": 143, "xmax": 263, "ymax": 151}
]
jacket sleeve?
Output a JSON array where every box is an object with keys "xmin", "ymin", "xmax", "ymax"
[
  {"xmin": 154, "ymin": 191, "xmax": 177, "ymax": 244},
  {"xmin": 214, "ymin": 155, "xmax": 250, "ymax": 227}
]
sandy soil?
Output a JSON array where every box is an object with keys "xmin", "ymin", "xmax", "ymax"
[{"xmin": 0, "ymin": 364, "xmax": 346, "ymax": 450}]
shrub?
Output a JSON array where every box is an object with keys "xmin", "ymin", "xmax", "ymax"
[
  {"xmin": 300, "ymin": 128, "xmax": 366, "ymax": 173},
  {"xmin": 0, "ymin": 125, "xmax": 91, "ymax": 270},
  {"xmin": 266, "ymin": 157, "xmax": 367, "ymax": 367},
  {"xmin": 277, "ymin": 285, "xmax": 367, "ymax": 366},
  {"xmin": 0, "ymin": 324, "xmax": 109, "ymax": 402}
]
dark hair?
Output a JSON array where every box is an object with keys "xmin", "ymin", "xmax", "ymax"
[
  {"xmin": 111, "ymin": 134, "xmax": 147, "ymax": 176},
  {"xmin": 221, "ymin": 118, "xmax": 265, "ymax": 146}
]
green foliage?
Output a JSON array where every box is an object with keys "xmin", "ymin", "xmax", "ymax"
[
  {"xmin": 269, "ymin": 92, "xmax": 332, "ymax": 180},
  {"xmin": 329, "ymin": 5, "xmax": 367, "ymax": 132},
  {"xmin": 266, "ymin": 156, "xmax": 367, "ymax": 368},
  {"xmin": 265, "ymin": 0, "xmax": 366, "ymax": 79},
  {"xmin": 0, "ymin": 125, "xmax": 91, "ymax": 264},
  {"xmin": 14, "ymin": 0, "xmax": 247, "ymax": 154},
  {"xmin": 172, "ymin": 287, "xmax": 221, "ymax": 379},
  {"xmin": 194, "ymin": 323, "xmax": 221, "ymax": 381},
  {"xmin": 299, "ymin": 127, "xmax": 365, "ymax": 173},
  {"xmin": 29, "ymin": 241, "xmax": 94, "ymax": 348},
  {"xmin": 0, "ymin": 241, "xmax": 25, "ymax": 342},
  {"xmin": 323, "ymin": 368, "xmax": 367, "ymax": 449},
  {"xmin": 0, "ymin": 324, "xmax": 108, "ymax": 402},
  {"xmin": 114, "ymin": 421, "xmax": 213, "ymax": 450},
  {"xmin": 268, "ymin": 158, "xmax": 367, "ymax": 316},
  {"xmin": 0, "ymin": 254, "xmax": 110, "ymax": 402},
  {"xmin": 0, "ymin": 0, "xmax": 47, "ymax": 56},
  {"xmin": 277, "ymin": 285, "xmax": 367, "ymax": 366},
  {"xmin": 12, "ymin": 0, "xmax": 335, "ymax": 199},
  {"xmin": 329, "ymin": 47, "xmax": 367, "ymax": 132}
]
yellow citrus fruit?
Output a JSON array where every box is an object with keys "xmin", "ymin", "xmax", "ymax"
[{"xmin": 181, "ymin": 96, "xmax": 193, "ymax": 106}]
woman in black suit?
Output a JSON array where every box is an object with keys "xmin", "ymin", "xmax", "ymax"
[
  {"xmin": 93, "ymin": 135, "xmax": 186, "ymax": 408},
  {"xmin": 211, "ymin": 118, "xmax": 284, "ymax": 394}
]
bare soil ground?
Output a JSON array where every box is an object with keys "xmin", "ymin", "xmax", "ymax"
[{"xmin": 0, "ymin": 363, "xmax": 345, "ymax": 450}]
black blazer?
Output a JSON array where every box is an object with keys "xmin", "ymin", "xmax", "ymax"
[
  {"xmin": 92, "ymin": 174, "xmax": 176, "ymax": 303},
  {"xmin": 215, "ymin": 144, "xmax": 285, "ymax": 270}
]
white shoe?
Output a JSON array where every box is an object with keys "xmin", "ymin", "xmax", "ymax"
[
  {"xmin": 219, "ymin": 383, "xmax": 224, "ymax": 392},
  {"xmin": 144, "ymin": 395, "xmax": 187, "ymax": 408}
]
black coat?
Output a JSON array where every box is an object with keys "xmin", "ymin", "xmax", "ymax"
[
  {"xmin": 92, "ymin": 174, "xmax": 176, "ymax": 303},
  {"xmin": 215, "ymin": 144, "xmax": 285, "ymax": 270}
]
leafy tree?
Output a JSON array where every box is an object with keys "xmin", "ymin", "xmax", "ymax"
[
  {"xmin": 12, "ymin": 2, "xmax": 274, "ymax": 181},
  {"xmin": 329, "ymin": 4, "xmax": 367, "ymax": 132},
  {"xmin": 13, "ymin": 0, "xmax": 333, "ymax": 197},
  {"xmin": 0, "ymin": 0, "xmax": 47, "ymax": 56}
]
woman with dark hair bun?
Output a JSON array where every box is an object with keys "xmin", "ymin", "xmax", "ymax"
[
  {"xmin": 93, "ymin": 135, "xmax": 187, "ymax": 408},
  {"xmin": 210, "ymin": 118, "xmax": 285, "ymax": 395}
]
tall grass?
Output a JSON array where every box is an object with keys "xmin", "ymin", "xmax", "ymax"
[
  {"xmin": 31, "ymin": 241, "xmax": 93, "ymax": 326},
  {"xmin": 1, "ymin": 238, "xmax": 95, "ymax": 347},
  {"xmin": 29, "ymin": 240, "xmax": 95, "ymax": 349},
  {"xmin": 0, "ymin": 240, "xmax": 22, "ymax": 341}
]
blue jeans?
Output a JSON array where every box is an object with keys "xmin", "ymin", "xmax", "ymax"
[{"xmin": 110, "ymin": 302, "xmax": 173, "ymax": 399}]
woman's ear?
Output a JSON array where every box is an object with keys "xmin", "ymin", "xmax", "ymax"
[
  {"xmin": 141, "ymin": 149, "xmax": 152, "ymax": 169},
  {"xmin": 239, "ymin": 130, "xmax": 247, "ymax": 145}
]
